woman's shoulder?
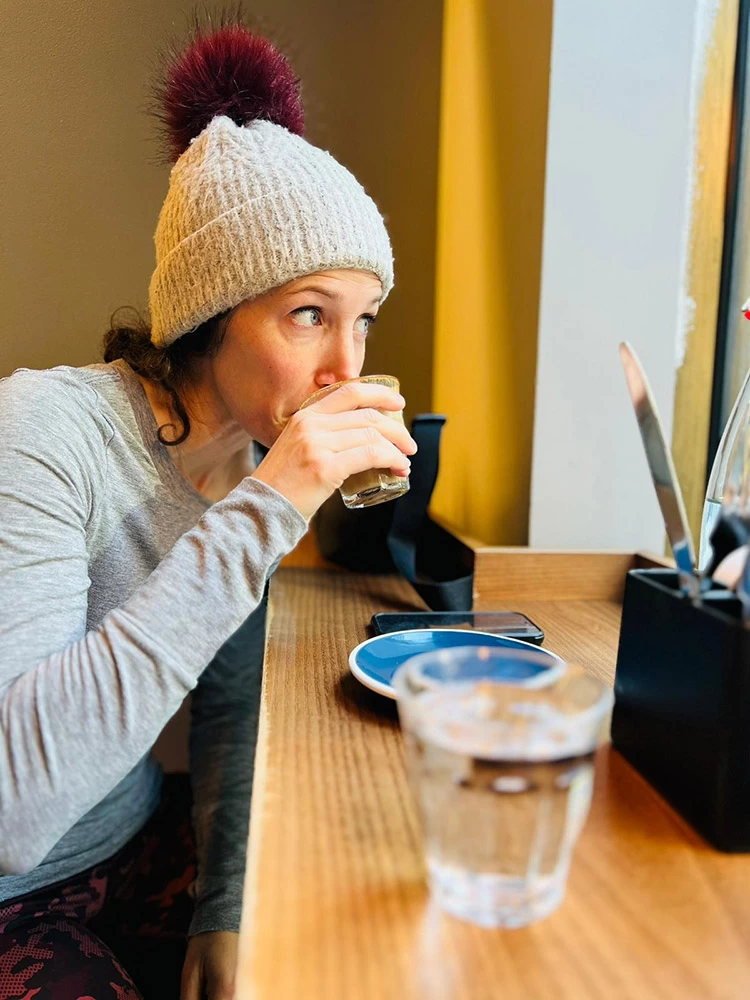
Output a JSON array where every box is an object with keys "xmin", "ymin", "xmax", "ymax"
[
  {"xmin": 0, "ymin": 364, "xmax": 117, "ymax": 453},
  {"xmin": 1, "ymin": 361, "xmax": 121, "ymax": 396}
]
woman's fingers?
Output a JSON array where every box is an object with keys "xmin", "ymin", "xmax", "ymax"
[
  {"xmin": 253, "ymin": 385, "xmax": 414, "ymax": 521},
  {"xmin": 319, "ymin": 426, "xmax": 414, "ymax": 459},
  {"xmin": 320, "ymin": 408, "xmax": 417, "ymax": 455},
  {"xmin": 330, "ymin": 441, "xmax": 412, "ymax": 481},
  {"xmin": 304, "ymin": 381, "xmax": 405, "ymax": 415}
]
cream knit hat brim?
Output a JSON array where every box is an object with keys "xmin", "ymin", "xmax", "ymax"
[{"xmin": 149, "ymin": 117, "xmax": 394, "ymax": 348}]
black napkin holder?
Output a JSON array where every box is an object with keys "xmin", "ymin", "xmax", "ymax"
[{"xmin": 611, "ymin": 568, "xmax": 750, "ymax": 852}]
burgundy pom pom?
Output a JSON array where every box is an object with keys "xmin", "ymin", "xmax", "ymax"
[{"xmin": 155, "ymin": 22, "xmax": 304, "ymax": 162}]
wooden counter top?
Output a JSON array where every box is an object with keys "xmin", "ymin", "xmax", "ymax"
[{"xmin": 236, "ymin": 548, "xmax": 750, "ymax": 1000}]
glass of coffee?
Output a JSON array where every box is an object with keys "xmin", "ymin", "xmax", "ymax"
[
  {"xmin": 393, "ymin": 648, "xmax": 613, "ymax": 928},
  {"xmin": 300, "ymin": 374, "xmax": 410, "ymax": 509}
]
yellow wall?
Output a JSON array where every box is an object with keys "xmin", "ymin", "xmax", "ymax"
[
  {"xmin": 0, "ymin": 2, "xmax": 442, "ymax": 419},
  {"xmin": 431, "ymin": 0, "xmax": 553, "ymax": 544}
]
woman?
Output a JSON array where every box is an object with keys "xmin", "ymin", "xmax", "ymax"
[{"xmin": 0, "ymin": 21, "xmax": 415, "ymax": 1000}]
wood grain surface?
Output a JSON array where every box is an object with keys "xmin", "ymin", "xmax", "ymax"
[
  {"xmin": 473, "ymin": 549, "xmax": 640, "ymax": 603},
  {"xmin": 236, "ymin": 565, "xmax": 750, "ymax": 1000}
]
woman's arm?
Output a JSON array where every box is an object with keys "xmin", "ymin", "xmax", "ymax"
[{"xmin": 0, "ymin": 375, "xmax": 305, "ymax": 876}]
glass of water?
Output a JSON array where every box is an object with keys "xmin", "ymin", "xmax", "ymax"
[{"xmin": 392, "ymin": 647, "xmax": 613, "ymax": 928}]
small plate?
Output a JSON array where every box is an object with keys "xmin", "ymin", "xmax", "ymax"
[{"xmin": 349, "ymin": 628, "xmax": 566, "ymax": 700}]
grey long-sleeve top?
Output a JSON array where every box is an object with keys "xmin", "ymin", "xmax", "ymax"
[{"xmin": 0, "ymin": 360, "xmax": 306, "ymax": 934}]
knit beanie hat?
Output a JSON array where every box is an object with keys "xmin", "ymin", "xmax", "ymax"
[{"xmin": 148, "ymin": 24, "xmax": 394, "ymax": 348}]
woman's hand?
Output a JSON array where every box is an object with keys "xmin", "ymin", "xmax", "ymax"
[
  {"xmin": 252, "ymin": 381, "xmax": 417, "ymax": 520},
  {"xmin": 181, "ymin": 930, "xmax": 239, "ymax": 1000}
]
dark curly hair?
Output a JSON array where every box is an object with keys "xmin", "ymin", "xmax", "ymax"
[{"xmin": 102, "ymin": 308, "xmax": 230, "ymax": 446}]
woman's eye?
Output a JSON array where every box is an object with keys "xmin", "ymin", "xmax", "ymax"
[
  {"xmin": 355, "ymin": 314, "xmax": 377, "ymax": 336},
  {"xmin": 292, "ymin": 306, "xmax": 322, "ymax": 327}
]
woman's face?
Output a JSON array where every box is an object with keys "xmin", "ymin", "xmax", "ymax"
[{"xmin": 204, "ymin": 269, "xmax": 383, "ymax": 446}]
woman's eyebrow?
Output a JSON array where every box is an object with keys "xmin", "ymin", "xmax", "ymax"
[
  {"xmin": 286, "ymin": 284, "xmax": 337, "ymax": 299},
  {"xmin": 285, "ymin": 285, "xmax": 380, "ymax": 307}
]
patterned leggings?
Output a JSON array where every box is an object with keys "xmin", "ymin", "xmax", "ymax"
[{"xmin": 0, "ymin": 774, "xmax": 196, "ymax": 1000}]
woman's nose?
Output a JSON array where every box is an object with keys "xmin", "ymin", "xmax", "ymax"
[{"xmin": 315, "ymin": 338, "xmax": 361, "ymax": 387}]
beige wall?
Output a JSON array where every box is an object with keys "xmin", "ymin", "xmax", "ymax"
[{"xmin": 1, "ymin": 1, "xmax": 442, "ymax": 419}]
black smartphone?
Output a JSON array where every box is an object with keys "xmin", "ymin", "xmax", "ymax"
[{"xmin": 369, "ymin": 611, "xmax": 545, "ymax": 645}]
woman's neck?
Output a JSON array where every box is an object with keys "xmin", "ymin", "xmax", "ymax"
[{"xmin": 135, "ymin": 372, "xmax": 253, "ymax": 497}]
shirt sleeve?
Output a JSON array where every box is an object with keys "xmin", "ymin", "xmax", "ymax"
[
  {"xmin": 0, "ymin": 372, "xmax": 306, "ymax": 876},
  {"xmin": 187, "ymin": 591, "xmax": 270, "ymax": 936}
]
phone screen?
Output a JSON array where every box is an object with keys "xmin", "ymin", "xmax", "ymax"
[{"xmin": 370, "ymin": 611, "xmax": 544, "ymax": 645}]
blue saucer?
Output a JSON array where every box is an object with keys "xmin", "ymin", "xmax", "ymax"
[{"xmin": 348, "ymin": 629, "xmax": 565, "ymax": 699}]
